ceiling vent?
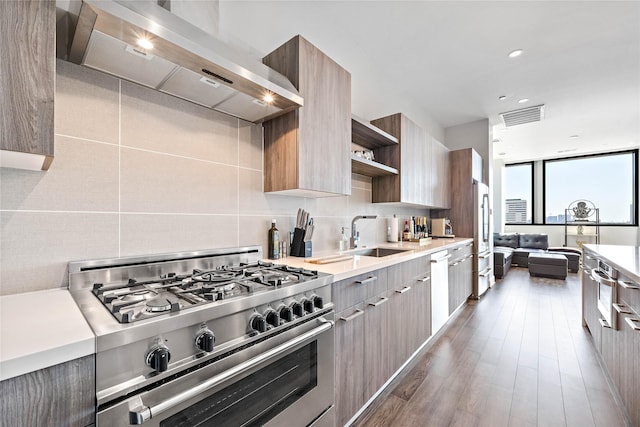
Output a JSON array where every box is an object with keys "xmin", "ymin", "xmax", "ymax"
[{"xmin": 500, "ymin": 104, "xmax": 545, "ymax": 127}]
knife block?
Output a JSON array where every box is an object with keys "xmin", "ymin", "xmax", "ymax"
[{"xmin": 290, "ymin": 228, "xmax": 306, "ymax": 257}]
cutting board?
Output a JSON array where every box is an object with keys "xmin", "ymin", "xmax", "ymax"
[{"xmin": 304, "ymin": 255, "xmax": 354, "ymax": 264}]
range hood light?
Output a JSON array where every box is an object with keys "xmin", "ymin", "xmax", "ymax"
[
  {"xmin": 125, "ymin": 44, "xmax": 154, "ymax": 60},
  {"xmin": 199, "ymin": 76, "xmax": 221, "ymax": 88},
  {"xmin": 136, "ymin": 37, "xmax": 154, "ymax": 50},
  {"xmin": 263, "ymin": 93, "xmax": 274, "ymax": 104},
  {"xmin": 508, "ymin": 49, "xmax": 523, "ymax": 58}
]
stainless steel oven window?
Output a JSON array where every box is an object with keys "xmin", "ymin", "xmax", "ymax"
[{"xmin": 160, "ymin": 342, "xmax": 318, "ymax": 426}]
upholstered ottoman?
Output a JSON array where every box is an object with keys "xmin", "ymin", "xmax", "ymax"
[
  {"xmin": 528, "ymin": 253, "xmax": 568, "ymax": 280},
  {"xmin": 548, "ymin": 247, "xmax": 581, "ymax": 272}
]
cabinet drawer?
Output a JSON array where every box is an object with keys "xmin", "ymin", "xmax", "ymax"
[
  {"xmin": 618, "ymin": 272, "xmax": 640, "ymax": 314},
  {"xmin": 476, "ymin": 252, "xmax": 490, "ymax": 272},
  {"xmin": 332, "ymin": 269, "xmax": 387, "ymax": 312},
  {"xmin": 387, "ymin": 257, "xmax": 423, "ymax": 290},
  {"xmin": 450, "ymin": 242, "xmax": 472, "ymax": 261}
]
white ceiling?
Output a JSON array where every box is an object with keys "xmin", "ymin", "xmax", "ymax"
[{"xmin": 218, "ymin": 0, "xmax": 640, "ymax": 163}]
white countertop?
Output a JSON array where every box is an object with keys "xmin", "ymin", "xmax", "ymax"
[
  {"xmin": 0, "ymin": 238, "xmax": 471, "ymax": 381},
  {"xmin": 272, "ymin": 238, "xmax": 473, "ymax": 281},
  {"xmin": 583, "ymin": 244, "xmax": 640, "ymax": 283},
  {"xmin": 0, "ymin": 289, "xmax": 95, "ymax": 381}
]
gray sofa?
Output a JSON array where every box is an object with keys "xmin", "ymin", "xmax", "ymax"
[{"xmin": 493, "ymin": 233, "xmax": 581, "ymax": 278}]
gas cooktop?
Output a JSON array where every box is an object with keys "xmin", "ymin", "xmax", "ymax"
[{"xmin": 91, "ymin": 261, "xmax": 320, "ymax": 324}]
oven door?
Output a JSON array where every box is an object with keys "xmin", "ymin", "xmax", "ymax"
[{"xmin": 98, "ymin": 314, "xmax": 334, "ymax": 427}]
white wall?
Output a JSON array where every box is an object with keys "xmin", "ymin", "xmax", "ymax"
[{"xmin": 444, "ymin": 119, "xmax": 490, "ymax": 183}]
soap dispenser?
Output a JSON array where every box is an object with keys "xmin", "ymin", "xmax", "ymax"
[{"xmin": 339, "ymin": 227, "xmax": 349, "ymax": 251}]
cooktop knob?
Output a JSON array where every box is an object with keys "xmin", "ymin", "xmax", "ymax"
[
  {"xmin": 195, "ymin": 327, "xmax": 216, "ymax": 353},
  {"xmin": 311, "ymin": 294, "xmax": 324, "ymax": 309},
  {"xmin": 145, "ymin": 343, "xmax": 171, "ymax": 373},
  {"xmin": 302, "ymin": 298, "xmax": 314, "ymax": 314},
  {"xmin": 278, "ymin": 305, "xmax": 293, "ymax": 322},
  {"xmin": 250, "ymin": 314, "xmax": 268, "ymax": 333},
  {"xmin": 290, "ymin": 301, "xmax": 304, "ymax": 318},
  {"xmin": 264, "ymin": 309, "xmax": 280, "ymax": 328}
]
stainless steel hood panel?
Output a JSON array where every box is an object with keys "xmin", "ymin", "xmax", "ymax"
[{"xmin": 63, "ymin": 0, "xmax": 303, "ymax": 123}]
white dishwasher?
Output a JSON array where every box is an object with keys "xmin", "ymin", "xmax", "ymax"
[{"xmin": 430, "ymin": 250, "xmax": 451, "ymax": 334}]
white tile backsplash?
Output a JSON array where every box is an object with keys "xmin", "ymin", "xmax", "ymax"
[{"xmin": 0, "ymin": 61, "xmax": 430, "ymax": 295}]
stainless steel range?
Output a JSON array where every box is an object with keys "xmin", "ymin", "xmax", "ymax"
[{"xmin": 69, "ymin": 246, "xmax": 335, "ymax": 426}]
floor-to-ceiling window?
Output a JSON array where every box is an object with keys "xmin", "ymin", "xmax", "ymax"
[{"xmin": 543, "ymin": 150, "xmax": 638, "ymax": 225}]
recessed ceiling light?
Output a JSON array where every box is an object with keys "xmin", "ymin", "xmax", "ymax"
[
  {"xmin": 498, "ymin": 95, "xmax": 507, "ymax": 101},
  {"xmin": 498, "ymin": 152, "xmax": 507, "ymax": 156},
  {"xmin": 569, "ymin": 134, "xmax": 579, "ymax": 139},
  {"xmin": 518, "ymin": 98, "xmax": 529, "ymax": 103},
  {"xmin": 508, "ymin": 49, "xmax": 523, "ymax": 58},
  {"xmin": 136, "ymin": 38, "xmax": 154, "ymax": 50}
]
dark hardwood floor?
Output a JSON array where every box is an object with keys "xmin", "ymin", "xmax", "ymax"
[{"xmin": 353, "ymin": 267, "xmax": 631, "ymax": 427}]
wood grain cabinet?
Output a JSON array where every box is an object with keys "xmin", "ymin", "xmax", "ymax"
[
  {"xmin": 369, "ymin": 113, "xmax": 449, "ymax": 208},
  {"xmin": 581, "ymin": 250, "xmax": 601, "ymax": 348},
  {"xmin": 581, "ymin": 248, "xmax": 640, "ymax": 427},
  {"xmin": 333, "ymin": 258, "xmax": 436, "ymax": 426},
  {"xmin": 617, "ymin": 296, "xmax": 640, "ymax": 427},
  {"xmin": 448, "ymin": 242, "xmax": 473, "ymax": 315},
  {"xmin": 335, "ymin": 302, "xmax": 365, "ymax": 427},
  {"xmin": 430, "ymin": 137, "xmax": 450, "ymax": 208},
  {"xmin": 0, "ymin": 0, "xmax": 55, "ymax": 170},
  {"xmin": 262, "ymin": 35, "xmax": 351, "ymax": 197},
  {"xmin": 350, "ymin": 115, "xmax": 399, "ymax": 178},
  {"xmin": 447, "ymin": 148, "xmax": 484, "ymax": 239},
  {"xmin": 333, "ymin": 268, "xmax": 388, "ymax": 426},
  {"xmin": 0, "ymin": 355, "xmax": 95, "ymax": 427},
  {"xmin": 386, "ymin": 257, "xmax": 432, "ymax": 373}
]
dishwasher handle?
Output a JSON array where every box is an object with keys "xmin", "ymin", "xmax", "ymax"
[{"xmin": 431, "ymin": 254, "xmax": 452, "ymax": 264}]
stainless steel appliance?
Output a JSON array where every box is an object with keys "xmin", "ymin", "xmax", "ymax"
[
  {"xmin": 472, "ymin": 181, "xmax": 492, "ymax": 298},
  {"xmin": 57, "ymin": 0, "xmax": 303, "ymax": 123},
  {"xmin": 592, "ymin": 259, "xmax": 618, "ymax": 329},
  {"xmin": 68, "ymin": 246, "xmax": 335, "ymax": 426}
]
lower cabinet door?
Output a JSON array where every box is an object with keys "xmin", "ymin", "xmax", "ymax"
[
  {"xmin": 364, "ymin": 293, "xmax": 391, "ymax": 399},
  {"xmin": 0, "ymin": 355, "xmax": 95, "ymax": 427},
  {"xmin": 335, "ymin": 303, "xmax": 365, "ymax": 427}
]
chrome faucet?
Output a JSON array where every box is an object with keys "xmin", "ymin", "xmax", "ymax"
[{"xmin": 350, "ymin": 215, "xmax": 377, "ymax": 249}]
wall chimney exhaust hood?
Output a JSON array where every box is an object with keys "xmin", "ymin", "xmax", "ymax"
[{"xmin": 62, "ymin": 0, "xmax": 303, "ymax": 123}]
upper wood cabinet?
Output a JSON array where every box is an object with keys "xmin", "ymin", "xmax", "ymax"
[
  {"xmin": 448, "ymin": 148, "xmax": 482, "ymax": 238},
  {"xmin": 262, "ymin": 35, "xmax": 351, "ymax": 197},
  {"xmin": 370, "ymin": 113, "xmax": 449, "ymax": 208},
  {"xmin": 0, "ymin": 0, "xmax": 55, "ymax": 171},
  {"xmin": 430, "ymin": 138, "xmax": 450, "ymax": 208},
  {"xmin": 350, "ymin": 115, "xmax": 399, "ymax": 178}
]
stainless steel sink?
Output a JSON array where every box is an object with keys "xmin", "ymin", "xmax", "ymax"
[{"xmin": 351, "ymin": 248, "xmax": 410, "ymax": 257}]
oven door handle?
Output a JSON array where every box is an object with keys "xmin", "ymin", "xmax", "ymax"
[
  {"xmin": 129, "ymin": 318, "xmax": 334, "ymax": 425},
  {"xmin": 591, "ymin": 268, "xmax": 616, "ymax": 286}
]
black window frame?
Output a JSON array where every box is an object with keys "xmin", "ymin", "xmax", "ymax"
[
  {"xmin": 542, "ymin": 149, "xmax": 638, "ymax": 226},
  {"xmin": 504, "ymin": 161, "xmax": 535, "ymax": 225}
]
